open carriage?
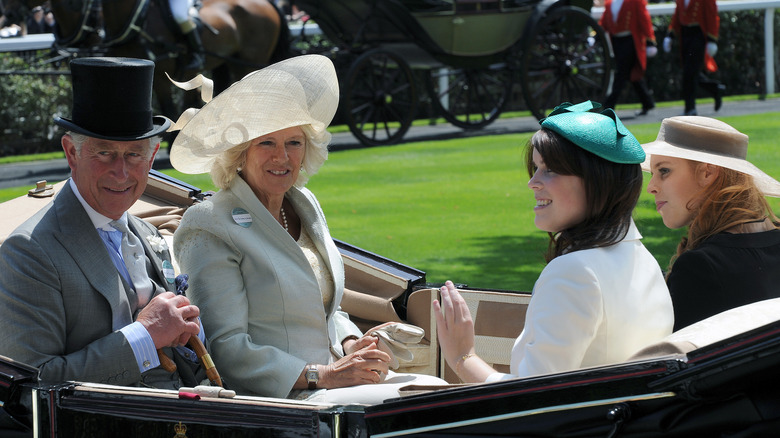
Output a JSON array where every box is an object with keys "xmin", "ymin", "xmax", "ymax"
[
  {"xmin": 293, "ymin": 0, "xmax": 614, "ymax": 146},
  {"xmin": 3, "ymin": 174, "xmax": 780, "ymax": 436}
]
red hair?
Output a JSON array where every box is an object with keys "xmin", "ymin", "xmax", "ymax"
[{"xmin": 667, "ymin": 164, "xmax": 779, "ymax": 277}]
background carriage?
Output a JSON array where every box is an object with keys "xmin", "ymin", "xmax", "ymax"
[
  {"xmin": 3, "ymin": 0, "xmax": 612, "ymax": 148},
  {"xmin": 293, "ymin": 0, "xmax": 614, "ymax": 146}
]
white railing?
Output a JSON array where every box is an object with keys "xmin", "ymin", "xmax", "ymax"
[
  {"xmin": 593, "ymin": 0, "xmax": 780, "ymax": 94},
  {"xmin": 0, "ymin": 24, "xmax": 319, "ymax": 52},
  {"xmin": 0, "ymin": 33, "xmax": 55, "ymax": 52}
]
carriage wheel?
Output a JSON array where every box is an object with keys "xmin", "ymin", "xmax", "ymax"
[
  {"xmin": 519, "ymin": 6, "xmax": 614, "ymax": 120},
  {"xmin": 343, "ymin": 49, "xmax": 417, "ymax": 146},
  {"xmin": 426, "ymin": 64, "xmax": 512, "ymax": 130}
]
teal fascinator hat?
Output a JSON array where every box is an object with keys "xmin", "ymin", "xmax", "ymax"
[{"xmin": 540, "ymin": 101, "xmax": 645, "ymax": 164}]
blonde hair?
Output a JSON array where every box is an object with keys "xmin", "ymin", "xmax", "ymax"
[{"xmin": 209, "ymin": 124, "xmax": 330, "ymax": 190}]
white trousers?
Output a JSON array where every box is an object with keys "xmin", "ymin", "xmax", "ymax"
[{"xmin": 299, "ymin": 371, "xmax": 450, "ymax": 405}]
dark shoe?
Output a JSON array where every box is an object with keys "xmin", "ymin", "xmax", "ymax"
[
  {"xmin": 184, "ymin": 51, "xmax": 205, "ymax": 71},
  {"xmin": 714, "ymin": 84, "xmax": 726, "ymax": 111},
  {"xmin": 635, "ymin": 104, "xmax": 655, "ymax": 116},
  {"xmin": 183, "ymin": 31, "xmax": 205, "ymax": 71},
  {"xmin": 683, "ymin": 109, "xmax": 698, "ymax": 116}
]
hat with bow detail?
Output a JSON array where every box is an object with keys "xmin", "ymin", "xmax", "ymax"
[
  {"xmin": 540, "ymin": 101, "xmax": 645, "ymax": 164},
  {"xmin": 169, "ymin": 54, "xmax": 339, "ymax": 175}
]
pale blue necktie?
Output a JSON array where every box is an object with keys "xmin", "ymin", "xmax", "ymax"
[{"xmin": 109, "ymin": 220, "xmax": 153, "ymax": 306}]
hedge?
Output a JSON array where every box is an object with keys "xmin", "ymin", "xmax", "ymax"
[{"xmin": 0, "ymin": 52, "xmax": 70, "ymax": 156}]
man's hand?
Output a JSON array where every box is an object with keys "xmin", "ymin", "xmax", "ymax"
[
  {"xmin": 136, "ymin": 292, "xmax": 201, "ymax": 349},
  {"xmin": 646, "ymin": 46, "xmax": 658, "ymax": 58}
]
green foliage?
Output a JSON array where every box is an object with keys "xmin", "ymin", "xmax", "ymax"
[
  {"xmin": 0, "ymin": 52, "xmax": 70, "ymax": 156},
  {"xmin": 1, "ymin": 7, "xmax": 777, "ymax": 153},
  {"xmin": 3, "ymin": 113, "xmax": 780, "ymax": 290},
  {"xmin": 165, "ymin": 113, "xmax": 780, "ymax": 290},
  {"xmin": 290, "ymin": 31, "xmax": 337, "ymax": 55},
  {"xmin": 623, "ymin": 10, "xmax": 777, "ymax": 105},
  {"xmin": 0, "ymin": 150, "xmax": 64, "ymax": 164}
]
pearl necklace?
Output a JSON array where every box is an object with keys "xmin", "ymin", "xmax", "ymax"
[{"xmin": 280, "ymin": 206, "xmax": 289, "ymax": 231}]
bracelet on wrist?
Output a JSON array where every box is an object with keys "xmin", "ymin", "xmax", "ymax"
[{"xmin": 455, "ymin": 353, "xmax": 475, "ymax": 374}]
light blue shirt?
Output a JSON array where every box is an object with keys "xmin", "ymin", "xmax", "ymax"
[{"xmin": 96, "ymin": 226, "xmax": 133, "ymax": 287}]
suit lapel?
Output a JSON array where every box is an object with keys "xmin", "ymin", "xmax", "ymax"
[{"xmin": 52, "ymin": 183, "xmax": 134, "ymax": 329}]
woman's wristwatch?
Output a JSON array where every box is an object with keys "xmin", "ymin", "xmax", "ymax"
[{"xmin": 305, "ymin": 364, "xmax": 319, "ymax": 390}]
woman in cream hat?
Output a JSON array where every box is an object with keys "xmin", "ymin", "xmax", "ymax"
[
  {"xmin": 435, "ymin": 101, "xmax": 673, "ymax": 384},
  {"xmin": 170, "ymin": 55, "xmax": 445, "ymax": 403},
  {"xmin": 643, "ymin": 116, "xmax": 780, "ymax": 331}
]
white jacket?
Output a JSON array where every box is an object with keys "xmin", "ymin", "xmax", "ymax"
[{"xmin": 487, "ymin": 220, "xmax": 673, "ymax": 382}]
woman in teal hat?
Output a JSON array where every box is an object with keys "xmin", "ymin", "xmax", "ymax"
[{"xmin": 434, "ymin": 101, "xmax": 673, "ymax": 384}]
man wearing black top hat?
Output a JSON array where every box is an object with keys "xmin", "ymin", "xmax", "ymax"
[{"xmin": 0, "ymin": 58, "xmax": 206, "ymax": 395}]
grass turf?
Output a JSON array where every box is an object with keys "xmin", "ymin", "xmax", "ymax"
[
  {"xmin": 162, "ymin": 113, "xmax": 780, "ymax": 291},
  {"xmin": 3, "ymin": 112, "xmax": 780, "ymax": 291}
]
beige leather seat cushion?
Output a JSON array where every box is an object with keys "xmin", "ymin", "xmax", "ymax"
[{"xmin": 629, "ymin": 297, "xmax": 780, "ymax": 360}]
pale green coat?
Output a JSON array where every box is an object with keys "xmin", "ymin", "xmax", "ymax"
[{"xmin": 174, "ymin": 177, "xmax": 361, "ymax": 398}]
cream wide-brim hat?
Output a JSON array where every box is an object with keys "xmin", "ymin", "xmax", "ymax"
[
  {"xmin": 169, "ymin": 54, "xmax": 339, "ymax": 175},
  {"xmin": 641, "ymin": 116, "xmax": 780, "ymax": 197}
]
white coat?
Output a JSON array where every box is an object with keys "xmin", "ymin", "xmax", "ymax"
[{"xmin": 487, "ymin": 220, "xmax": 673, "ymax": 382}]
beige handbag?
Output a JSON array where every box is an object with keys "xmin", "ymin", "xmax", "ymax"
[{"xmin": 370, "ymin": 323, "xmax": 425, "ymax": 369}]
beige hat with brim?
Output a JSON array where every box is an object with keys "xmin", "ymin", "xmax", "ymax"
[
  {"xmin": 169, "ymin": 54, "xmax": 339, "ymax": 175},
  {"xmin": 641, "ymin": 116, "xmax": 780, "ymax": 197}
]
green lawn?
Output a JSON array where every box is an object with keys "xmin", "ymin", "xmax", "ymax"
[{"xmin": 4, "ymin": 112, "xmax": 780, "ymax": 291}]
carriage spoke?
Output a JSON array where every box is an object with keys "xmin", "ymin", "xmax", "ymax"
[
  {"xmin": 344, "ymin": 49, "xmax": 417, "ymax": 146},
  {"xmin": 520, "ymin": 6, "xmax": 613, "ymax": 120},
  {"xmin": 426, "ymin": 64, "xmax": 510, "ymax": 130}
]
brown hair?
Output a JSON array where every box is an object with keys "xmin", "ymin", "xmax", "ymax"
[
  {"xmin": 667, "ymin": 164, "xmax": 780, "ymax": 277},
  {"xmin": 525, "ymin": 129, "xmax": 644, "ymax": 263}
]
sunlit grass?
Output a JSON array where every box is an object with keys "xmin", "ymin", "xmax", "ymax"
[
  {"xmin": 4, "ymin": 112, "xmax": 780, "ymax": 291},
  {"xmin": 164, "ymin": 112, "xmax": 780, "ymax": 290}
]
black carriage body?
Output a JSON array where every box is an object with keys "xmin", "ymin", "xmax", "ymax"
[
  {"xmin": 5, "ymin": 318, "xmax": 780, "ymax": 436},
  {"xmin": 30, "ymin": 383, "xmax": 363, "ymax": 437},
  {"xmin": 362, "ymin": 319, "xmax": 780, "ymax": 436},
  {"xmin": 297, "ymin": 0, "xmax": 542, "ymax": 69}
]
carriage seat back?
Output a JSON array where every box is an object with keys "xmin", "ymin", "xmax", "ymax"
[
  {"xmin": 628, "ymin": 297, "xmax": 780, "ymax": 361},
  {"xmin": 405, "ymin": 287, "xmax": 530, "ymax": 383}
]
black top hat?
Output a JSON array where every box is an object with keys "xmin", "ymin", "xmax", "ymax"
[{"xmin": 54, "ymin": 57, "xmax": 171, "ymax": 141}]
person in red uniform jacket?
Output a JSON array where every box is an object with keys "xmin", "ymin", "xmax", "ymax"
[
  {"xmin": 600, "ymin": 0, "xmax": 657, "ymax": 115},
  {"xmin": 663, "ymin": 0, "xmax": 724, "ymax": 115}
]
